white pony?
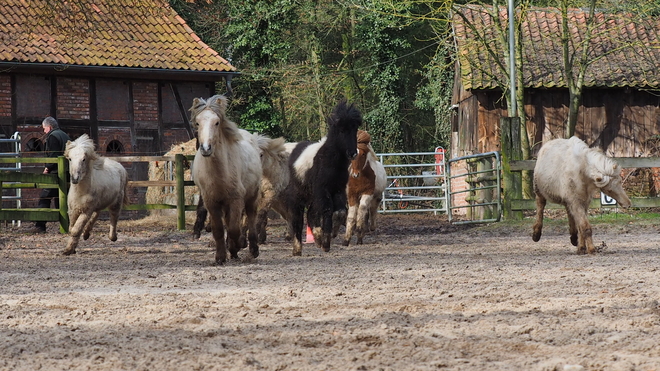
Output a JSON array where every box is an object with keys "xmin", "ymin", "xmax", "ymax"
[
  {"xmin": 63, "ymin": 134, "xmax": 129, "ymax": 255},
  {"xmin": 255, "ymin": 139, "xmax": 297, "ymax": 243},
  {"xmin": 190, "ymin": 95, "xmax": 262, "ymax": 264}
]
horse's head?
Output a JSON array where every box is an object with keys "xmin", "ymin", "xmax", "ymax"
[
  {"xmin": 327, "ymin": 100, "xmax": 361, "ymax": 160},
  {"xmin": 65, "ymin": 134, "xmax": 97, "ymax": 184},
  {"xmin": 189, "ymin": 95, "xmax": 241, "ymax": 157},
  {"xmin": 349, "ymin": 143, "xmax": 370, "ymax": 178},
  {"xmin": 194, "ymin": 109, "xmax": 221, "ymax": 157}
]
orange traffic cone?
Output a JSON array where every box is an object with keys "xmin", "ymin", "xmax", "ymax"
[{"xmin": 305, "ymin": 225, "xmax": 314, "ymax": 243}]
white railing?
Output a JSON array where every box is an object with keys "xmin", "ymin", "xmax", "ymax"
[
  {"xmin": 377, "ymin": 147, "xmax": 448, "ymax": 214},
  {"xmin": 0, "ymin": 132, "xmax": 22, "ymax": 226}
]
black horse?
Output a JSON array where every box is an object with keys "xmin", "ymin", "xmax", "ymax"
[{"xmin": 285, "ymin": 100, "xmax": 361, "ymax": 255}]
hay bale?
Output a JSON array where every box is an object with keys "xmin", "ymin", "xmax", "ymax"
[{"xmin": 146, "ymin": 139, "xmax": 199, "ymax": 216}]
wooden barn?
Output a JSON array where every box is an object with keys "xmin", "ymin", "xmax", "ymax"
[
  {"xmin": 451, "ymin": 5, "xmax": 660, "ymax": 159},
  {"xmin": 0, "ymin": 0, "xmax": 236, "ymax": 164}
]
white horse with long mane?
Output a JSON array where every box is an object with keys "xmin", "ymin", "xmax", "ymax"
[
  {"xmin": 190, "ymin": 95, "xmax": 262, "ymax": 264},
  {"xmin": 63, "ymin": 134, "xmax": 129, "ymax": 255}
]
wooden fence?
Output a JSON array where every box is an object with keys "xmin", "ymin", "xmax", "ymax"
[
  {"xmin": 0, "ymin": 154, "xmax": 196, "ymax": 232},
  {"xmin": 507, "ymin": 157, "xmax": 660, "ymax": 217}
]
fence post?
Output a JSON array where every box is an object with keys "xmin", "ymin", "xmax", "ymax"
[
  {"xmin": 175, "ymin": 154, "xmax": 185, "ymax": 230},
  {"xmin": 500, "ymin": 117, "xmax": 523, "ymax": 220},
  {"xmin": 58, "ymin": 156, "xmax": 69, "ymax": 233}
]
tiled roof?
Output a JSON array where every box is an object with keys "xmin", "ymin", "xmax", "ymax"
[
  {"xmin": 452, "ymin": 5, "xmax": 660, "ymax": 90},
  {"xmin": 0, "ymin": 0, "xmax": 235, "ymax": 73}
]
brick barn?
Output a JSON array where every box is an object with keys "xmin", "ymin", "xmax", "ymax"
[{"xmin": 0, "ymin": 0, "xmax": 236, "ymax": 207}]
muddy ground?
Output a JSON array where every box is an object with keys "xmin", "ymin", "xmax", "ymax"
[{"xmin": 1, "ymin": 211, "xmax": 659, "ymax": 371}]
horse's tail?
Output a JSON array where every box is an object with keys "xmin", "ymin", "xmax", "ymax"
[{"xmin": 122, "ymin": 172, "xmax": 131, "ymax": 206}]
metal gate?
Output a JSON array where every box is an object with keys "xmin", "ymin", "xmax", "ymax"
[
  {"xmin": 378, "ymin": 147, "xmax": 448, "ymax": 214},
  {"xmin": 446, "ymin": 151, "xmax": 502, "ymax": 224},
  {"xmin": 0, "ymin": 132, "xmax": 22, "ymax": 226}
]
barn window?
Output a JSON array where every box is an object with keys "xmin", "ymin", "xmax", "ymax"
[
  {"xmin": 26, "ymin": 138, "xmax": 43, "ymax": 152},
  {"xmin": 106, "ymin": 140, "xmax": 124, "ymax": 154}
]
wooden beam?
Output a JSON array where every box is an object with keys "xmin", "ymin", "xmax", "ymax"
[{"xmin": 511, "ymin": 197, "xmax": 660, "ymax": 211}]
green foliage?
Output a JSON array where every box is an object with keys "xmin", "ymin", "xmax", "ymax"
[
  {"xmin": 170, "ymin": 0, "xmax": 454, "ymax": 153},
  {"xmin": 237, "ymin": 94, "xmax": 284, "ymax": 137}
]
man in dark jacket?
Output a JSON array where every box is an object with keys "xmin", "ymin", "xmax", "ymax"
[{"xmin": 32, "ymin": 117, "xmax": 70, "ymax": 233}]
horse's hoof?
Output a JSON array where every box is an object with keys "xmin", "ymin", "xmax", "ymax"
[
  {"xmin": 292, "ymin": 250, "xmax": 302, "ymax": 256},
  {"xmin": 570, "ymin": 235, "xmax": 578, "ymax": 246},
  {"xmin": 62, "ymin": 249, "xmax": 76, "ymax": 256},
  {"xmin": 342, "ymin": 239, "xmax": 350, "ymax": 247},
  {"xmin": 83, "ymin": 234, "xmax": 90, "ymax": 241},
  {"xmin": 110, "ymin": 236, "xmax": 117, "ymax": 242}
]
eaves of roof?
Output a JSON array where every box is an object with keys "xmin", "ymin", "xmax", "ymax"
[
  {"xmin": 0, "ymin": 62, "xmax": 240, "ymax": 82},
  {"xmin": 0, "ymin": 0, "xmax": 236, "ymax": 77}
]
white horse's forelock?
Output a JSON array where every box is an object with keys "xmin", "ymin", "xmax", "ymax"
[
  {"xmin": 189, "ymin": 95, "xmax": 241, "ymax": 150},
  {"xmin": 65, "ymin": 134, "xmax": 98, "ymax": 161}
]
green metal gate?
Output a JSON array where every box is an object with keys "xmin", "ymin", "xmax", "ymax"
[{"xmin": 446, "ymin": 151, "xmax": 502, "ymax": 224}]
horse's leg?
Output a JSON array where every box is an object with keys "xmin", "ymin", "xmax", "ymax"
[
  {"xmin": 332, "ymin": 209, "xmax": 346, "ymax": 238},
  {"xmin": 291, "ymin": 204, "xmax": 305, "ymax": 256},
  {"xmin": 344, "ymin": 195, "xmax": 358, "ymax": 246},
  {"xmin": 244, "ymin": 195, "xmax": 260, "ymax": 259},
  {"xmin": 343, "ymin": 202, "xmax": 358, "ymax": 246},
  {"xmin": 571, "ymin": 203, "xmax": 595, "ymax": 254},
  {"xmin": 256, "ymin": 207, "xmax": 269, "ymax": 244},
  {"xmin": 356, "ymin": 194, "xmax": 373, "ymax": 245},
  {"xmin": 332, "ymin": 192, "xmax": 347, "ymax": 238},
  {"xmin": 256, "ymin": 188, "xmax": 275, "ymax": 244},
  {"xmin": 368, "ymin": 196, "xmax": 381, "ymax": 232},
  {"xmin": 567, "ymin": 208, "xmax": 578, "ymax": 247},
  {"xmin": 82, "ymin": 211, "xmax": 99, "ymax": 241},
  {"xmin": 320, "ymin": 197, "xmax": 334, "ymax": 253},
  {"xmin": 225, "ymin": 200, "xmax": 245, "ymax": 260},
  {"xmin": 306, "ymin": 204, "xmax": 323, "ymax": 248},
  {"xmin": 107, "ymin": 204, "xmax": 122, "ymax": 242},
  {"xmin": 63, "ymin": 211, "xmax": 90, "ymax": 255},
  {"xmin": 209, "ymin": 208, "xmax": 228, "ymax": 265},
  {"xmin": 531, "ymin": 192, "xmax": 546, "ymax": 242},
  {"xmin": 193, "ymin": 196, "xmax": 208, "ymax": 240},
  {"xmin": 272, "ymin": 201, "xmax": 293, "ymax": 241}
]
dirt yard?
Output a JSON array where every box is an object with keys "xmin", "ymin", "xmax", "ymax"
[{"xmin": 1, "ymin": 212, "xmax": 659, "ymax": 371}]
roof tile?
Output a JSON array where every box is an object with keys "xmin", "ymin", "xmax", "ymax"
[
  {"xmin": 0, "ymin": 0, "xmax": 235, "ymax": 73},
  {"xmin": 453, "ymin": 5, "xmax": 660, "ymax": 89}
]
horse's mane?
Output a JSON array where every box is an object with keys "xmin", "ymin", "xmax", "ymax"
[
  {"xmin": 64, "ymin": 134, "xmax": 99, "ymax": 161},
  {"xmin": 357, "ymin": 130, "xmax": 371, "ymax": 144},
  {"xmin": 189, "ymin": 95, "xmax": 242, "ymax": 142},
  {"xmin": 570, "ymin": 136, "xmax": 619, "ymax": 176},
  {"xmin": 327, "ymin": 100, "xmax": 362, "ymax": 131}
]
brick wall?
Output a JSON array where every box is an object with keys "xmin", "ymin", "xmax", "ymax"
[
  {"xmin": 0, "ymin": 75, "xmax": 11, "ymax": 118},
  {"xmin": 98, "ymin": 127, "xmax": 133, "ymax": 155},
  {"xmin": 133, "ymin": 82, "xmax": 159, "ymax": 130},
  {"xmin": 57, "ymin": 78, "xmax": 90, "ymax": 120},
  {"xmin": 162, "ymin": 128, "xmax": 192, "ymax": 152}
]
